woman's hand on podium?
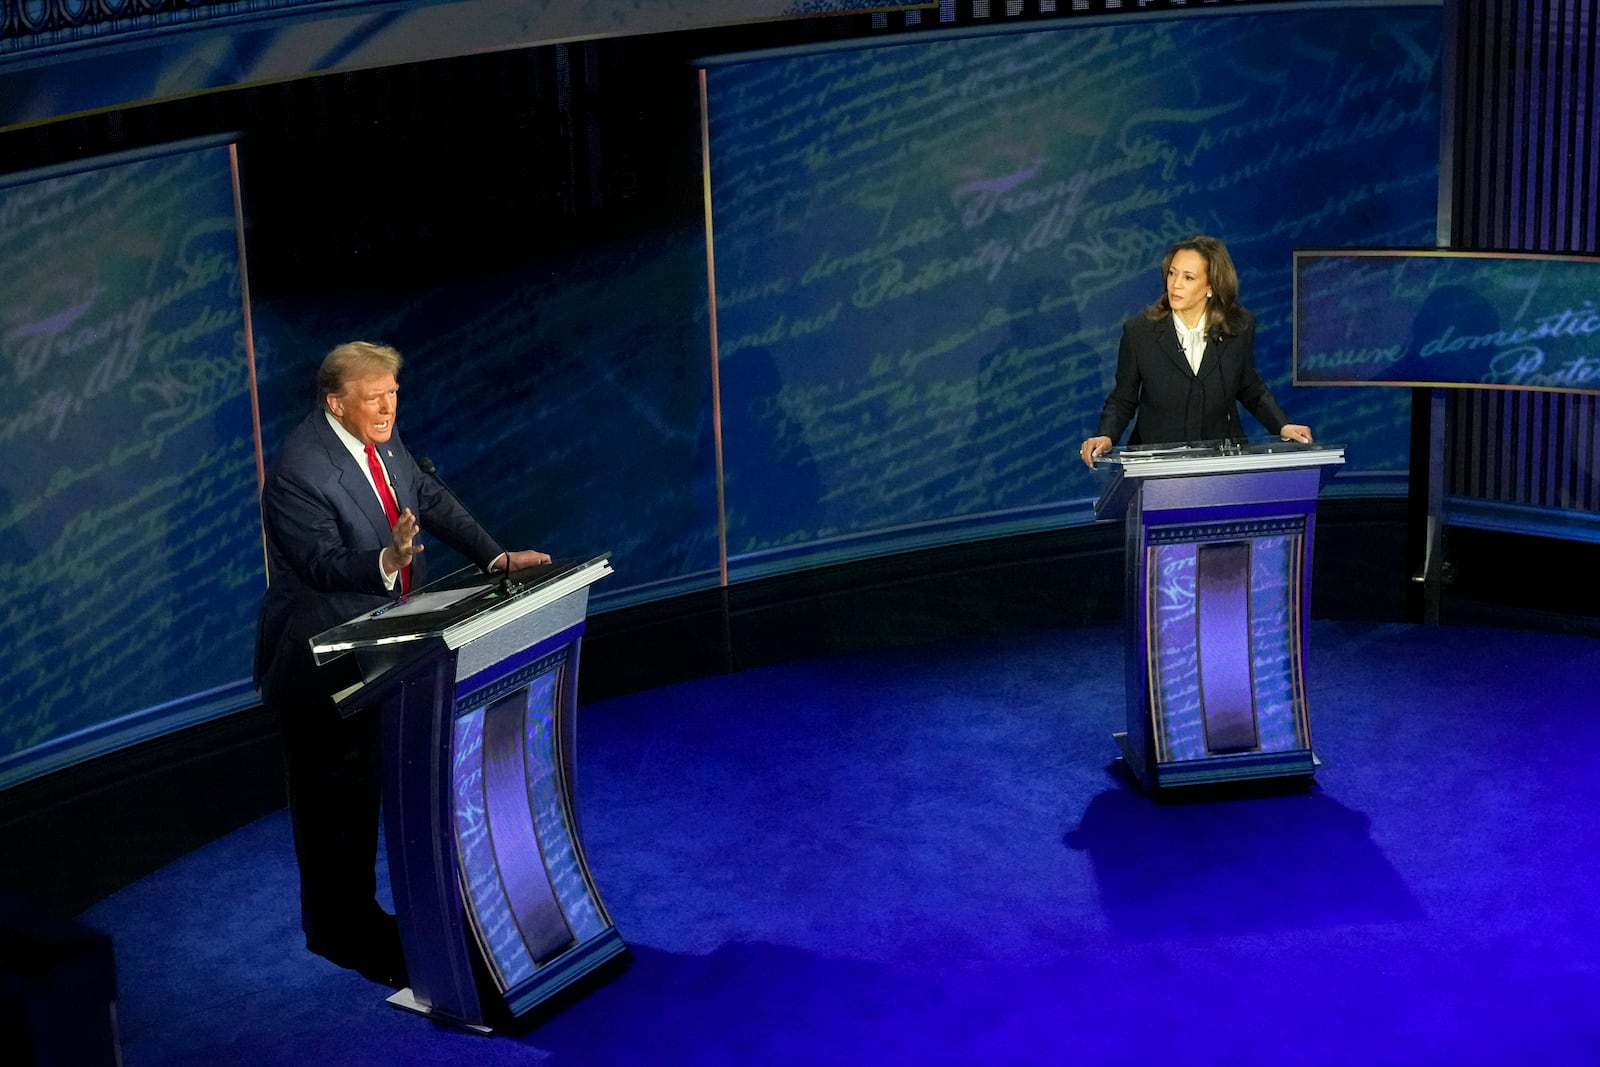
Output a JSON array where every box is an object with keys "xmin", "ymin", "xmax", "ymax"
[{"xmin": 1279, "ymin": 424, "xmax": 1314, "ymax": 444}]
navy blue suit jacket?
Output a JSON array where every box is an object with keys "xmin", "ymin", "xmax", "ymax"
[
  {"xmin": 253, "ymin": 410, "xmax": 503, "ymax": 688},
  {"xmin": 1094, "ymin": 310, "xmax": 1290, "ymax": 447}
]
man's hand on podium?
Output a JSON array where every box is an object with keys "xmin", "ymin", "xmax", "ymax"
[{"xmin": 495, "ymin": 549, "xmax": 553, "ymax": 573}]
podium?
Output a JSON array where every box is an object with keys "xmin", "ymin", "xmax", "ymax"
[
  {"xmin": 311, "ymin": 554, "xmax": 624, "ymax": 1029},
  {"xmin": 1093, "ymin": 442, "xmax": 1344, "ymax": 791}
]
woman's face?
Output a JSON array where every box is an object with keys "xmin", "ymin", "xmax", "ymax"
[{"xmin": 1166, "ymin": 249, "xmax": 1211, "ymax": 322}]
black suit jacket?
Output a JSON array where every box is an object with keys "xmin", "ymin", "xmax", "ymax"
[
  {"xmin": 1094, "ymin": 309, "xmax": 1290, "ymax": 447},
  {"xmin": 253, "ymin": 410, "xmax": 503, "ymax": 689}
]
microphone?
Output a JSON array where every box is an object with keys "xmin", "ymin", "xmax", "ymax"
[
  {"xmin": 416, "ymin": 455, "xmax": 516, "ymax": 593},
  {"xmin": 1202, "ymin": 357, "xmax": 1242, "ymax": 449}
]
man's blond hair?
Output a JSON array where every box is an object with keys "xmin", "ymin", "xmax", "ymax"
[{"xmin": 317, "ymin": 341, "xmax": 403, "ymax": 405}]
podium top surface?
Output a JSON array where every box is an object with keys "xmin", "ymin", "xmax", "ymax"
[
  {"xmin": 310, "ymin": 553, "xmax": 613, "ymax": 665},
  {"xmin": 1093, "ymin": 440, "xmax": 1345, "ymax": 519},
  {"xmin": 1098, "ymin": 438, "xmax": 1344, "ymax": 475}
]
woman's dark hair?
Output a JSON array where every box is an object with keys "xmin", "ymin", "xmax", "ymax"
[{"xmin": 1142, "ymin": 235, "xmax": 1249, "ymax": 340}]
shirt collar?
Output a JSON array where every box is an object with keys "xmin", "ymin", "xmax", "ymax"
[
  {"xmin": 1171, "ymin": 309, "xmax": 1206, "ymax": 339},
  {"xmin": 324, "ymin": 409, "xmax": 373, "ymax": 463}
]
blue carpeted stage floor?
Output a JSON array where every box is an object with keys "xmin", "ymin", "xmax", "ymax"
[{"xmin": 86, "ymin": 620, "xmax": 1600, "ymax": 1065}]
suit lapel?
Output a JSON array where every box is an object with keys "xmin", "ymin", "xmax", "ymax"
[
  {"xmin": 1196, "ymin": 329, "xmax": 1231, "ymax": 379},
  {"xmin": 382, "ymin": 439, "xmax": 414, "ymax": 515},
  {"xmin": 312, "ymin": 414, "xmax": 394, "ymax": 547},
  {"xmin": 1154, "ymin": 315, "xmax": 1194, "ymax": 378}
]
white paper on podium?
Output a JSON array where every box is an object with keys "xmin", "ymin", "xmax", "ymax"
[{"xmin": 367, "ymin": 584, "xmax": 494, "ymax": 621}]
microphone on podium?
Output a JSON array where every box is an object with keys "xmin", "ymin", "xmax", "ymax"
[{"xmin": 416, "ymin": 455, "xmax": 515, "ymax": 593}]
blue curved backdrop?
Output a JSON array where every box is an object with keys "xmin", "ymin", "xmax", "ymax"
[
  {"xmin": 707, "ymin": 7, "xmax": 1443, "ymax": 575},
  {"xmin": 0, "ymin": 4, "xmax": 1443, "ymax": 785}
]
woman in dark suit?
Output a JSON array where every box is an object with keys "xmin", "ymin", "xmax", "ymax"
[{"xmin": 1080, "ymin": 235, "xmax": 1312, "ymax": 467}]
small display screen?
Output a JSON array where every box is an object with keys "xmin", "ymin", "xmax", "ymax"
[{"xmin": 1294, "ymin": 249, "xmax": 1600, "ymax": 394}]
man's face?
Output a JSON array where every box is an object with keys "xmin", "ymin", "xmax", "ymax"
[{"xmin": 327, "ymin": 371, "xmax": 398, "ymax": 446}]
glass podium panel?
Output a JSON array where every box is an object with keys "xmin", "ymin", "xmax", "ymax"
[{"xmin": 310, "ymin": 553, "xmax": 612, "ymax": 665}]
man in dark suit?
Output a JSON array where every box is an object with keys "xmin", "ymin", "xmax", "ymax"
[
  {"xmin": 255, "ymin": 341, "xmax": 549, "ymax": 987},
  {"xmin": 1081, "ymin": 235, "xmax": 1312, "ymax": 466}
]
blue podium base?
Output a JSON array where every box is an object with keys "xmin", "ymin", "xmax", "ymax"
[
  {"xmin": 503, "ymin": 926, "xmax": 630, "ymax": 1018},
  {"xmin": 385, "ymin": 927, "xmax": 630, "ymax": 1033},
  {"xmin": 1114, "ymin": 731, "xmax": 1318, "ymax": 792},
  {"xmin": 385, "ymin": 987, "xmax": 495, "ymax": 1034}
]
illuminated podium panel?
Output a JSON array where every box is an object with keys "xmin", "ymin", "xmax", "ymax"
[
  {"xmin": 1094, "ymin": 444, "xmax": 1344, "ymax": 791},
  {"xmin": 312, "ymin": 554, "xmax": 623, "ymax": 1029}
]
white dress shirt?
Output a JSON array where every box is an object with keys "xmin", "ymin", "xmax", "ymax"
[
  {"xmin": 324, "ymin": 410, "xmax": 402, "ymax": 590},
  {"xmin": 1173, "ymin": 310, "xmax": 1207, "ymax": 375}
]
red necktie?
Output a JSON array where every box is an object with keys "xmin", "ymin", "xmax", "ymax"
[{"xmin": 365, "ymin": 444, "xmax": 410, "ymax": 593}]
